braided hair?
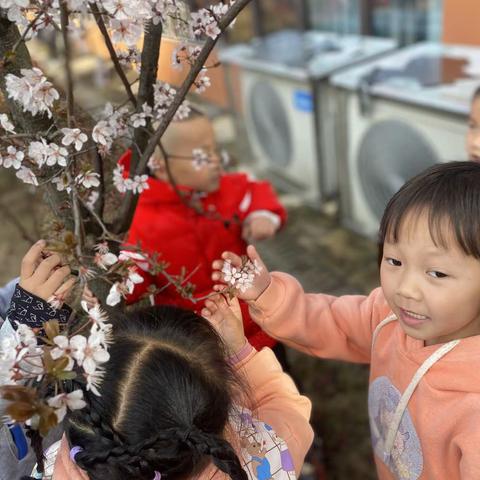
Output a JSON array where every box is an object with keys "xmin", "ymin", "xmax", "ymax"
[{"xmin": 62, "ymin": 306, "xmax": 247, "ymax": 480}]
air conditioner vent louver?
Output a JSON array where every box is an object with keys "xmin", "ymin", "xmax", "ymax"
[
  {"xmin": 358, "ymin": 119, "xmax": 439, "ymax": 219},
  {"xmin": 249, "ymin": 81, "xmax": 293, "ymax": 168}
]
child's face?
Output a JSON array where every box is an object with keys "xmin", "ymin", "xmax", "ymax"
[
  {"xmin": 380, "ymin": 211, "xmax": 480, "ymax": 345},
  {"xmin": 153, "ymin": 116, "xmax": 223, "ymax": 193},
  {"xmin": 466, "ymin": 96, "xmax": 480, "ymax": 162}
]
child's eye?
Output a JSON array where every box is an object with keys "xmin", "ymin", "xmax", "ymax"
[
  {"xmin": 385, "ymin": 257, "xmax": 402, "ymax": 267},
  {"xmin": 427, "ymin": 271, "xmax": 448, "ymax": 279}
]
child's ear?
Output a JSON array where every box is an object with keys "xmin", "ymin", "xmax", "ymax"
[{"xmin": 151, "ymin": 161, "xmax": 168, "ymax": 180}]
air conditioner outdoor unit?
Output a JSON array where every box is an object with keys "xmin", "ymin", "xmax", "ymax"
[
  {"xmin": 220, "ymin": 30, "xmax": 396, "ymax": 207},
  {"xmin": 330, "ymin": 42, "xmax": 480, "ymax": 238}
]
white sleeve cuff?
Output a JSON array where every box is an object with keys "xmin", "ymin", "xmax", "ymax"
[{"xmin": 243, "ymin": 210, "xmax": 282, "ymax": 230}]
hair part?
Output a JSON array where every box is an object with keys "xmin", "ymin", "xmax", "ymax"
[
  {"xmin": 378, "ymin": 161, "xmax": 480, "ymax": 265},
  {"xmin": 56, "ymin": 306, "xmax": 246, "ymax": 480}
]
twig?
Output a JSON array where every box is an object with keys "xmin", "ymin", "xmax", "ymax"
[
  {"xmin": 89, "ymin": 2, "xmax": 137, "ymax": 108},
  {"xmin": 59, "ymin": 1, "xmax": 74, "ymax": 126},
  {"xmin": 116, "ymin": 0, "xmax": 252, "ymax": 233}
]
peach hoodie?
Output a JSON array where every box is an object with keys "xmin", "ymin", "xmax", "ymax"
[
  {"xmin": 49, "ymin": 347, "xmax": 313, "ymax": 480},
  {"xmin": 248, "ymin": 272, "xmax": 480, "ymax": 480}
]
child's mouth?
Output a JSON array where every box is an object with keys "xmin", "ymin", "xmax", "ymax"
[{"xmin": 398, "ymin": 308, "xmax": 430, "ymax": 327}]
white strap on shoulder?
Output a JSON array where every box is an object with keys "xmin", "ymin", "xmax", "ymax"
[
  {"xmin": 371, "ymin": 313, "xmax": 397, "ymax": 351},
  {"xmin": 383, "ymin": 339, "xmax": 460, "ymax": 458}
]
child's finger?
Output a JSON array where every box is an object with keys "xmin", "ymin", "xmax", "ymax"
[
  {"xmin": 53, "ymin": 276, "xmax": 76, "ymax": 298},
  {"xmin": 221, "ymin": 251, "xmax": 243, "ymax": 267},
  {"xmin": 204, "ymin": 298, "xmax": 218, "ymax": 314},
  {"xmin": 43, "ymin": 265, "xmax": 71, "ymax": 293},
  {"xmin": 32, "ymin": 254, "xmax": 63, "ymax": 283},
  {"xmin": 20, "ymin": 240, "xmax": 47, "ymax": 279},
  {"xmin": 246, "ymin": 244, "xmax": 265, "ymax": 266},
  {"xmin": 212, "ymin": 260, "xmax": 224, "ymax": 271}
]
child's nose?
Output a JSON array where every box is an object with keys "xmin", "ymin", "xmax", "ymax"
[{"xmin": 396, "ymin": 270, "xmax": 422, "ymax": 301}]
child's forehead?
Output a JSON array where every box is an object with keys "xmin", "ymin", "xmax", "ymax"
[
  {"xmin": 164, "ymin": 117, "xmax": 214, "ymax": 149},
  {"xmin": 386, "ymin": 208, "xmax": 457, "ymax": 249}
]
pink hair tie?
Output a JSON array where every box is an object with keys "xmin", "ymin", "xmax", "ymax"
[
  {"xmin": 69, "ymin": 446, "xmax": 83, "ymax": 462},
  {"xmin": 153, "ymin": 472, "xmax": 162, "ymax": 480}
]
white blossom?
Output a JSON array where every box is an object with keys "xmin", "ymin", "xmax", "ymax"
[
  {"xmin": 85, "ymin": 191, "xmax": 99, "ymax": 210},
  {"xmin": 0, "ymin": 113, "xmax": 15, "ymax": 133},
  {"xmin": 92, "ymin": 121, "xmax": 113, "ymax": 146},
  {"xmin": 221, "ymin": 259, "xmax": 263, "ymax": 293},
  {"xmin": 69, "ymin": 330, "xmax": 110, "ymax": 375},
  {"xmin": 52, "ymin": 174, "xmax": 71, "ymax": 193},
  {"xmin": 16, "ymin": 167, "xmax": 38, "ymax": 186},
  {"xmin": 76, "ymin": 171, "xmax": 100, "ymax": 189},
  {"xmin": 28, "ymin": 139, "xmax": 50, "ymax": 167},
  {"xmin": 125, "ymin": 266, "xmax": 144, "ymax": 293},
  {"xmin": 109, "ymin": 19, "xmax": 142, "ymax": 46},
  {"xmin": 48, "ymin": 390, "xmax": 86, "ymax": 422},
  {"xmin": 45, "ymin": 143, "xmax": 68, "ymax": 167},
  {"xmin": 1, "ymin": 146, "xmax": 24, "ymax": 169},
  {"xmin": 94, "ymin": 241, "xmax": 110, "ymax": 255},
  {"xmin": 113, "ymin": 164, "xmax": 131, "ymax": 193},
  {"xmin": 6, "ymin": 68, "xmax": 59, "ymax": 118},
  {"xmin": 131, "ymin": 174, "xmax": 149, "ymax": 194},
  {"xmin": 192, "ymin": 148, "xmax": 209, "ymax": 170},
  {"xmin": 106, "ymin": 282, "xmax": 123, "ymax": 306},
  {"xmin": 61, "ymin": 128, "xmax": 88, "ymax": 152},
  {"xmin": 85, "ymin": 368, "xmax": 105, "ymax": 396},
  {"xmin": 118, "ymin": 250, "xmax": 150, "ymax": 271},
  {"xmin": 94, "ymin": 252, "xmax": 118, "ymax": 270},
  {"xmin": 195, "ymin": 71, "xmax": 211, "ymax": 93}
]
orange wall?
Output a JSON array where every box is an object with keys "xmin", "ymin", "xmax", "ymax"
[
  {"xmin": 443, "ymin": 0, "xmax": 480, "ymax": 46},
  {"xmin": 84, "ymin": 27, "xmax": 232, "ymax": 108}
]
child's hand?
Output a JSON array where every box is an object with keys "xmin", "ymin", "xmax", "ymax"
[
  {"xmin": 202, "ymin": 294, "xmax": 246, "ymax": 354},
  {"xmin": 242, "ymin": 216, "xmax": 278, "ymax": 242},
  {"xmin": 82, "ymin": 285, "xmax": 99, "ymax": 310},
  {"xmin": 211, "ymin": 245, "xmax": 271, "ymax": 302},
  {"xmin": 19, "ymin": 240, "xmax": 76, "ymax": 304}
]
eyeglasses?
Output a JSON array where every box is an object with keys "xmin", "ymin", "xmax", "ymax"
[{"xmin": 166, "ymin": 148, "xmax": 231, "ymax": 170}]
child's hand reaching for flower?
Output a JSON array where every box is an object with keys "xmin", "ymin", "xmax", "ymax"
[
  {"xmin": 202, "ymin": 294, "xmax": 246, "ymax": 354},
  {"xmin": 211, "ymin": 245, "xmax": 271, "ymax": 302},
  {"xmin": 19, "ymin": 239, "xmax": 76, "ymax": 306}
]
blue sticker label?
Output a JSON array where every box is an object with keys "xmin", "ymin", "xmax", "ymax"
[{"xmin": 293, "ymin": 90, "xmax": 313, "ymax": 112}]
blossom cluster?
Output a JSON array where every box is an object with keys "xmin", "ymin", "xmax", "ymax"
[
  {"xmin": 0, "ymin": 306, "xmax": 111, "ymax": 431},
  {"xmin": 222, "ymin": 258, "xmax": 263, "ymax": 293}
]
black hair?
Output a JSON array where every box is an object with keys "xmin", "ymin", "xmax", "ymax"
[
  {"xmin": 23, "ymin": 306, "xmax": 248, "ymax": 480},
  {"xmin": 378, "ymin": 161, "xmax": 480, "ymax": 266}
]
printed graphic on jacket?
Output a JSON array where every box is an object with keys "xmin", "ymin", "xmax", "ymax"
[
  {"xmin": 231, "ymin": 407, "xmax": 296, "ymax": 480},
  {"xmin": 368, "ymin": 376, "xmax": 423, "ymax": 480}
]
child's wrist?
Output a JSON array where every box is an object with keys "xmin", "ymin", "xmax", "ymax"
[
  {"xmin": 227, "ymin": 339, "xmax": 253, "ymax": 366},
  {"xmin": 253, "ymin": 275, "xmax": 272, "ymax": 302}
]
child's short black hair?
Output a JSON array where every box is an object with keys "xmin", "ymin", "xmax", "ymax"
[{"xmin": 378, "ymin": 161, "xmax": 480, "ymax": 265}]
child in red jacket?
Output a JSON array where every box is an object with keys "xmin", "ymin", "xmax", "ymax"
[{"xmin": 122, "ymin": 111, "xmax": 287, "ymax": 351}]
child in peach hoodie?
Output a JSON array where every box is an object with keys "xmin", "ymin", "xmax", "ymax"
[{"xmin": 211, "ymin": 161, "xmax": 480, "ymax": 480}]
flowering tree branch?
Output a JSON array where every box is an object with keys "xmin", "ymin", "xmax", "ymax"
[
  {"xmin": 0, "ymin": 0, "xmax": 253, "ymax": 439},
  {"xmin": 116, "ymin": 0, "xmax": 252, "ymax": 232},
  {"xmin": 89, "ymin": 2, "xmax": 138, "ymax": 108}
]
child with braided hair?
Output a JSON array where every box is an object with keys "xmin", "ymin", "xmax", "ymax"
[{"xmin": 6, "ymin": 243, "xmax": 313, "ymax": 480}]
